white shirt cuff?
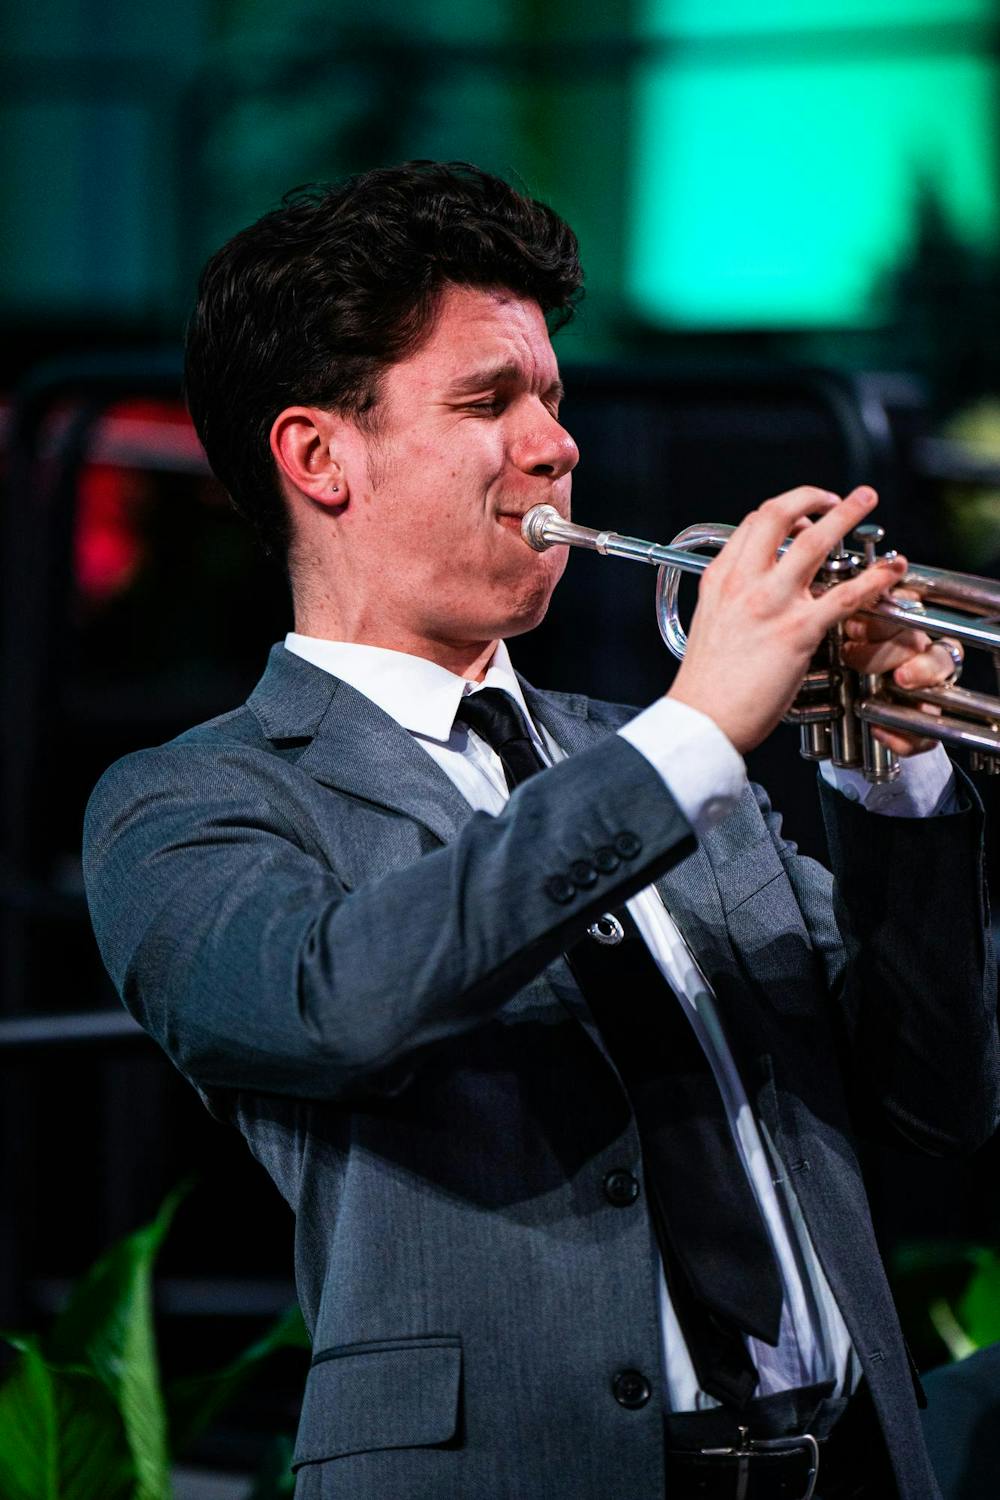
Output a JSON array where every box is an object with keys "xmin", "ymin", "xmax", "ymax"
[
  {"xmin": 619, "ymin": 698, "xmax": 747, "ymax": 834},
  {"xmin": 820, "ymin": 742, "xmax": 956, "ymax": 816}
]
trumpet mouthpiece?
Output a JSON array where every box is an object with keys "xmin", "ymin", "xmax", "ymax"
[{"xmin": 521, "ymin": 504, "xmax": 561, "ymax": 551}]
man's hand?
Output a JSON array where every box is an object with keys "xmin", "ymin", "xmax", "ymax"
[
  {"xmin": 667, "ymin": 485, "xmax": 908, "ymax": 755},
  {"xmin": 841, "ymin": 603, "xmax": 961, "ymax": 756}
]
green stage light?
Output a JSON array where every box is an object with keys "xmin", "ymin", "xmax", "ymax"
[{"xmin": 630, "ymin": 0, "xmax": 999, "ymax": 327}]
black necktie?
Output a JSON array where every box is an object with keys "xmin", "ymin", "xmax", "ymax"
[
  {"xmin": 455, "ymin": 687, "xmax": 548, "ymax": 791},
  {"xmin": 454, "ymin": 687, "xmax": 784, "ymax": 1408}
]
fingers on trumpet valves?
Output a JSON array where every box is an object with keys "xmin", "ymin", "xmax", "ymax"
[
  {"xmin": 730, "ymin": 486, "xmax": 851, "ymax": 571},
  {"xmin": 815, "ymin": 554, "xmax": 907, "ymax": 630},
  {"xmin": 782, "ymin": 488, "xmax": 878, "ymax": 579}
]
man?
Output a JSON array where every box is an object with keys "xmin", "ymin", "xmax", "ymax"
[{"xmin": 83, "ymin": 162, "xmax": 998, "ymax": 1499}]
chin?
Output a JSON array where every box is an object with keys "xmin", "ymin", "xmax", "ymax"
[
  {"xmin": 496, "ymin": 586, "xmax": 557, "ymax": 640},
  {"xmin": 503, "ymin": 554, "xmax": 565, "ymax": 633}
]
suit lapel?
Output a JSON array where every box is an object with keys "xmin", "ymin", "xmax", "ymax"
[{"xmin": 247, "ymin": 644, "xmax": 472, "ymax": 846}]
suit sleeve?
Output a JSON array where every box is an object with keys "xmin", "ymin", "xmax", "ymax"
[
  {"xmin": 83, "ymin": 736, "xmax": 696, "ymax": 1101},
  {"xmin": 755, "ymin": 767, "xmax": 1000, "ymax": 1155}
]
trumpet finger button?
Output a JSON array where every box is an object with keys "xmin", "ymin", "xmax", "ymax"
[{"xmin": 854, "ymin": 522, "xmax": 886, "ymax": 567}]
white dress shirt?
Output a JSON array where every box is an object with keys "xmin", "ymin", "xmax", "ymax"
[{"xmin": 284, "ymin": 631, "xmax": 953, "ymax": 1412}]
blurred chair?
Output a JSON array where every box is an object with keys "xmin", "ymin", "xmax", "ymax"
[
  {"xmin": 1, "ymin": 351, "xmax": 288, "ymax": 1017},
  {"xmin": 921, "ymin": 1344, "xmax": 1000, "ymax": 1500}
]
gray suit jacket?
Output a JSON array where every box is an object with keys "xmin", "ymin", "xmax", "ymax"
[{"xmin": 83, "ymin": 643, "xmax": 999, "ymax": 1500}]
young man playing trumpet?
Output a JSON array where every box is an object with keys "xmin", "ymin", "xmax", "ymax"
[{"xmin": 84, "ymin": 161, "xmax": 998, "ymax": 1500}]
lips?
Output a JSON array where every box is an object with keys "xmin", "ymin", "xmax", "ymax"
[{"xmin": 496, "ymin": 504, "xmax": 567, "ymax": 532}]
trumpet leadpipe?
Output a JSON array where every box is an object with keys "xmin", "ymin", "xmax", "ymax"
[
  {"xmin": 521, "ymin": 504, "xmax": 1000, "ymax": 654},
  {"xmin": 520, "ymin": 505, "xmax": 717, "ymax": 577}
]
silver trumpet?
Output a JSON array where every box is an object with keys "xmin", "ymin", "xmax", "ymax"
[{"xmin": 522, "ymin": 503, "xmax": 1000, "ymax": 783}]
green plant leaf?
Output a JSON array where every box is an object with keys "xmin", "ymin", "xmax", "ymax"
[
  {"xmin": 0, "ymin": 1336, "xmax": 134, "ymax": 1500},
  {"xmin": 927, "ymin": 1299, "xmax": 978, "ymax": 1362},
  {"xmin": 0, "ymin": 1186, "xmax": 303, "ymax": 1496},
  {"xmin": 42, "ymin": 1182, "xmax": 190, "ymax": 1500},
  {"xmin": 166, "ymin": 1303, "xmax": 309, "ymax": 1457},
  {"xmin": 958, "ymin": 1249, "xmax": 1000, "ymax": 1349}
]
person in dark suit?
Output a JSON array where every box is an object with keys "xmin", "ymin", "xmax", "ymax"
[{"xmin": 83, "ymin": 162, "xmax": 998, "ymax": 1499}]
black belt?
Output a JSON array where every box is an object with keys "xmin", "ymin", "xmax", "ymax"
[{"xmin": 663, "ymin": 1380, "xmax": 886, "ymax": 1500}]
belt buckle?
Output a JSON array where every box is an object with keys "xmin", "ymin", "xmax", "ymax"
[{"xmin": 700, "ymin": 1424, "xmax": 820, "ymax": 1500}]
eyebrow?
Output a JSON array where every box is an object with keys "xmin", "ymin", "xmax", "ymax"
[{"xmin": 444, "ymin": 363, "xmax": 565, "ymax": 402}]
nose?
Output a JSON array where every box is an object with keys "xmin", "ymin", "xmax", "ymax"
[{"xmin": 513, "ymin": 404, "xmax": 579, "ymax": 480}]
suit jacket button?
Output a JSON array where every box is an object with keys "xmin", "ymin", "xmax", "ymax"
[
  {"xmin": 604, "ymin": 1169, "xmax": 640, "ymax": 1207},
  {"xmin": 613, "ymin": 831, "xmax": 642, "ymax": 860},
  {"xmin": 544, "ymin": 874, "xmax": 576, "ymax": 905},
  {"xmin": 569, "ymin": 858, "xmax": 597, "ymax": 889},
  {"xmin": 593, "ymin": 844, "xmax": 620, "ymax": 874},
  {"xmin": 612, "ymin": 1369, "xmax": 651, "ymax": 1409}
]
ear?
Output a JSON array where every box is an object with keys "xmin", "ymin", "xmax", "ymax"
[{"xmin": 269, "ymin": 407, "xmax": 348, "ymax": 510}]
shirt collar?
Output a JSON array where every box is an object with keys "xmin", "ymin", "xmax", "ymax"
[{"xmin": 283, "ymin": 634, "xmax": 539, "ymax": 746}]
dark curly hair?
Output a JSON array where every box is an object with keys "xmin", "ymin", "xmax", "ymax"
[{"xmin": 184, "ymin": 161, "xmax": 584, "ymax": 561}]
